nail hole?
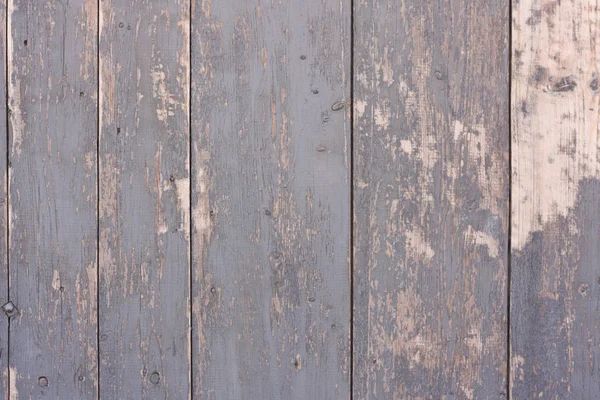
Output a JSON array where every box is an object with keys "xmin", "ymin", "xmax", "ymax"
[
  {"xmin": 169, "ymin": 175, "xmax": 175, "ymax": 182},
  {"xmin": 23, "ymin": 40, "xmax": 27, "ymax": 46},
  {"xmin": 149, "ymin": 372, "xmax": 160, "ymax": 385},
  {"xmin": 78, "ymin": 375, "xmax": 84, "ymax": 381},
  {"xmin": 116, "ymin": 127, "xmax": 121, "ymax": 134},
  {"xmin": 80, "ymin": 91, "xmax": 85, "ymax": 97},
  {"xmin": 331, "ymin": 101, "xmax": 345, "ymax": 111},
  {"xmin": 265, "ymin": 209, "xmax": 271, "ymax": 216},
  {"xmin": 118, "ymin": 22, "xmax": 124, "ymax": 28},
  {"xmin": 300, "ymin": 55, "xmax": 306, "ymax": 60},
  {"xmin": 312, "ymin": 89, "xmax": 319, "ymax": 94},
  {"xmin": 38, "ymin": 376, "xmax": 48, "ymax": 387}
]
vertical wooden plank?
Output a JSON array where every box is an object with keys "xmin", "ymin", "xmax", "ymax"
[
  {"xmin": 0, "ymin": 1, "xmax": 7, "ymax": 398},
  {"xmin": 7, "ymin": 0, "xmax": 98, "ymax": 398},
  {"xmin": 511, "ymin": 1, "xmax": 600, "ymax": 398},
  {"xmin": 99, "ymin": 0, "xmax": 190, "ymax": 398},
  {"xmin": 191, "ymin": 0, "xmax": 351, "ymax": 398},
  {"xmin": 354, "ymin": 1, "xmax": 509, "ymax": 398}
]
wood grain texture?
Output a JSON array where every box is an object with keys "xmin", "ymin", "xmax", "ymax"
[
  {"xmin": 98, "ymin": 0, "xmax": 190, "ymax": 398},
  {"xmin": 511, "ymin": 0, "xmax": 600, "ymax": 397},
  {"xmin": 0, "ymin": 1, "xmax": 7, "ymax": 399},
  {"xmin": 353, "ymin": 0, "xmax": 509, "ymax": 398},
  {"xmin": 7, "ymin": 0, "xmax": 98, "ymax": 398},
  {"xmin": 191, "ymin": 0, "xmax": 351, "ymax": 398}
]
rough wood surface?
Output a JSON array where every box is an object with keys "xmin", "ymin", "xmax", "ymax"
[
  {"xmin": 98, "ymin": 0, "xmax": 190, "ymax": 398},
  {"xmin": 0, "ymin": 1, "xmax": 7, "ymax": 398},
  {"xmin": 511, "ymin": 0, "xmax": 600, "ymax": 397},
  {"xmin": 190, "ymin": 0, "xmax": 351, "ymax": 398},
  {"xmin": 7, "ymin": 0, "xmax": 98, "ymax": 398},
  {"xmin": 353, "ymin": 0, "xmax": 510, "ymax": 398}
]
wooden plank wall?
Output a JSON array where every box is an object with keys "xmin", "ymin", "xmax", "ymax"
[{"xmin": 0, "ymin": 0, "xmax": 598, "ymax": 399}]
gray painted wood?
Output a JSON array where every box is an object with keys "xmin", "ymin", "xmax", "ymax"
[
  {"xmin": 98, "ymin": 0, "xmax": 190, "ymax": 398},
  {"xmin": 190, "ymin": 0, "xmax": 351, "ymax": 398},
  {"xmin": 0, "ymin": 1, "xmax": 7, "ymax": 398},
  {"xmin": 353, "ymin": 0, "xmax": 510, "ymax": 398},
  {"xmin": 511, "ymin": 1, "xmax": 600, "ymax": 398},
  {"xmin": 7, "ymin": 0, "xmax": 98, "ymax": 398}
]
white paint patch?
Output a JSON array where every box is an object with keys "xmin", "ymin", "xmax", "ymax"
[
  {"xmin": 510, "ymin": 355, "xmax": 526, "ymax": 388},
  {"xmin": 51, "ymin": 270, "xmax": 61, "ymax": 291},
  {"xmin": 354, "ymin": 100, "xmax": 367, "ymax": 118},
  {"xmin": 405, "ymin": 229, "xmax": 435, "ymax": 261},
  {"xmin": 453, "ymin": 120, "xmax": 464, "ymax": 141},
  {"xmin": 466, "ymin": 226, "xmax": 499, "ymax": 258},
  {"xmin": 9, "ymin": 78, "xmax": 25, "ymax": 156},
  {"xmin": 175, "ymin": 178, "xmax": 190, "ymax": 238},
  {"xmin": 374, "ymin": 104, "xmax": 390, "ymax": 130},
  {"xmin": 400, "ymin": 140, "xmax": 412, "ymax": 154},
  {"xmin": 8, "ymin": 366, "xmax": 18, "ymax": 400}
]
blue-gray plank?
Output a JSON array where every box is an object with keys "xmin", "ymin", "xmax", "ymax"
[
  {"xmin": 8, "ymin": 0, "xmax": 98, "ymax": 397},
  {"xmin": 191, "ymin": 0, "xmax": 351, "ymax": 398},
  {"xmin": 98, "ymin": 0, "xmax": 191, "ymax": 398}
]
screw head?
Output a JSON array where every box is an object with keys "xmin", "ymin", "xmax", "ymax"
[{"xmin": 149, "ymin": 372, "xmax": 160, "ymax": 384}]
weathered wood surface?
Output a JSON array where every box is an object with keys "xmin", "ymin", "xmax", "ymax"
[
  {"xmin": 7, "ymin": 0, "xmax": 98, "ymax": 398},
  {"xmin": 353, "ymin": 0, "xmax": 510, "ymax": 398},
  {"xmin": 191, "ymin": 0, "xmax": 351, "ymax": 398},
  {"xmin": 99, "ymin": 0, "xmax": 190, "ymax": 398},
  {"xmin": 0, "ymin": 1, "xmax": 7, "ymax": 399},
  {"xmin": 511, "ymin": 0, "xmax": 600, "ymax": 398}
]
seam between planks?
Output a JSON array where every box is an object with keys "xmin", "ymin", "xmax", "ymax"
[
  {"xmin": 4, "ymin": 0, "xmax": 8, "ymax": 398},
  {"xmin": 188, "ymin": 0, "xmax": 193, "ymax": 398},
  {"xmin": 349, "ymin": 0, "xmax": 354, "ymax": 397},
  {"xmin": 96, "ymin": 0, "xmax": 100, "ymax": 398},
  {"xmin": 507, "ymin": 0, "xmax": 513, "ymax": 398}
]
